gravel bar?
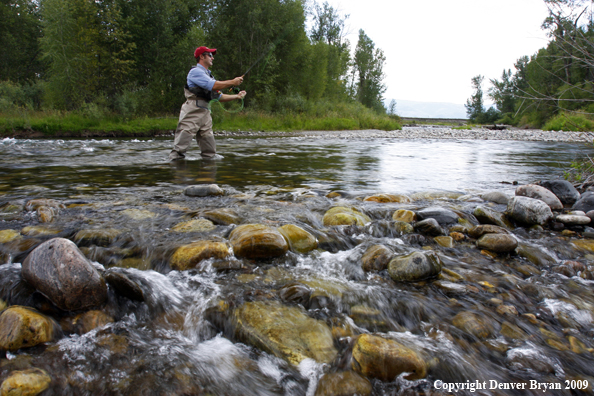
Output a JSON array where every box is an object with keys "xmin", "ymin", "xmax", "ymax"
[{"xmin": 215, "ymin": 126, "xmax": 594, "ymax": 143}]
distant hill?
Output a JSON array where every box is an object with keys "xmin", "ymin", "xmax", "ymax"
[{"xmin": 387, "ymin": 99, "xmax": 468, "ymax": 119}]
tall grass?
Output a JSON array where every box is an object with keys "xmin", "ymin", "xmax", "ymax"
[{"xmin": 0, "ymin": 100, "xmax": 401, "ymax": 137}]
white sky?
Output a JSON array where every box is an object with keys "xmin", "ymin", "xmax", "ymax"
[{"xmin": 322, "ymin": 0, "xmax": 551, "ymax": 105}]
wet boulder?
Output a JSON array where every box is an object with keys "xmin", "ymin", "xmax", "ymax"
[
  {"xmin": 416, "ymin": 206, "xmax": 460, "ymax": 224},
  {"xmin": 170, "ymin": 240, "xmax": 231, "ymax": 270},
  {"xmin": 539, "ymin": 180, "xmax": 580, "ymax": 206},
  {"xmin": 278, "ymin": 283, "xmax": 312, "ymax": 307},
  {"xmin": 233, "ymin": 301, "xmax": 337, "ymax": 366},
  {"xmin": 392, "ymin": 209, "xmax": 416, "ymax": 223},
  {"xmin": 0, "ymin": 368, "xmax": 51, "ymax": 396},
  {"xmin": 388, "ymin": 251, "xmax": 443, "ymax": 282},
  {"xmin": 413, "ymin": 218, "xmax": 444, "ymax": 236},
  {"xmin": 229, "ymin": 224, "xmax": 288, "ymax": 260},
  {"xmin": 515, "ymin": 184, "xmax": 563, "ymax": 210},
  {"xmin": 0, "ymin": 306, "xmax": 61, "ymax": 351},
  {"xmin": 473, "ymin": 206, "xmax": 513, "ymax": 229},
  {"xmin": 105, "ymin": 269, "xmax": 145, "ymax": 301},
  {"xmin": 322, "ymin": 207, "xmax": 371, "ymax": 226},
  {"xmin": 480, "ymin": 191, "xmax": 510, "ymax": 205},
  {"xmin": 184, "ymin": 184, "xmax": 224, "ymax": 197},
  {"xmin": 277, "ymin": 224, "xmax": 318, "ymax": 254},
  {"xmin": 573, "ymin": 192, "xmax": 594, "ymax": 212},
  {"xmin": 391, "ymin": 221, "xmax": 414, "ymax": 235},
  {"xmin": 476, "ymin": 234, "xmax": 518, "ymax": 253},
  {"xmin": 74, "ymin": 228, "xmax": 122, "ymax": 247},
  {"xmin": 361, "ymin": 245, "xmax": 393, "ymax": 272},
  {"xmin": 314, "ymin": 371, "xmax": 372, "ymax": 396},
  {"xmin": 351, "ymin": 334, "xmax": 426, "ymax": 381},
  {"xmin": 22, "ymin": 238, "xmax": 108, "ymax": 311},
  {"xmin": 506, "ymin": 196, "xmax": 554, "ymax": 226}
]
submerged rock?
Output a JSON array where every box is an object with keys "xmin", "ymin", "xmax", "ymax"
[
  {"xmin": 388, "ymin": 251, "xmax": 442, "ymax": 282},
  {"xmin": 506, "ymin": 196, "xmax": 554, "ymax": 226},
  {"xmin": 0, "ymin": 306, "xmax": 60, "ymax": 351},
  {"xmin": 322, "ymin": 207, "xmax": 371, "ymax": 226},
  {"xmin": 515, "ymin": 184, "xmax": 563, "ymax": 210},
  {"xmin": 314, "ymin": 371, "xmax": 372, "ymax": 396},
  {"xmin": 233, "ymin": 301, "xmax": 337, "ymax": 366},
  {"xmin": 61, "ymin": 310, "xmax": 114, "ymax": 334},
  {"xmin": 413, "ymin": 218, "xmax": 444, "ymax": 236},
  {"xmin": 452, "ymin": 311, "xmax": 492, "ymax": 340},
  {"xmin": 351, "ymin": 334, "xmax": 426, "ymax": 381},
  {"xmin": 22, "ymin": 238, "xmax": 108, "ymax": 311},
  {"xmin": 364, "ymin": 194, "xmax": 411, "ymax": 203},
  {"xmin": 476, "ymin": 234, "xmax": 518, "ymax": 253},
  {"xmin": 392, "ymin": 209, "xmax": 416, "ymax": 223},
  {"xmin": 229, "ymin": 224, "xmax": 288, "ymax": 259},
  {"xmin": 277, "ymin": 224, "xmax": 318, "ymax": 254},
  {"xmin": 170, "ymin": 240, "xmax": 231, "ymax": 270},
  {"xmin": 0, "ymin": 229, "xmax": 21, "ymax": 244},
  {"xmin": 105, "ymin": 269, "xmax": 145, "ymax": 301},
  {"xmin": 468, "ymin": 224, "xmax": 510, "ymax": 239},
  {"xmin": 74, "ymin": 228, "xmax": 122, "ymax": 247},
  {"xmin": 202, "ymin": 208, "xmax": 241, "ymax": 225},
  {"xmin": 171, "ymin": 218, "xmax": 216, "ymax": 233},
  {"xmin": 361, "ymin": 245, "xmax": 393, "ymax": 272},
  {"xmin": 24, "ymin": 199, "xmax": 65, "ymax": 211},
  {"xmin": 516, "ymin": 244, "xmax": 557, "ymax": 267},
  {"xmin": 0, "ymin": 368, "xmax": 51, "ymax": 396},
  {"xmin": 184, "ymin": 184, "xmax": 224, "ymax": 197}
]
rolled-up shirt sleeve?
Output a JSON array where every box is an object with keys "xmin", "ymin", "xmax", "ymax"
[{"xmin": 187, "ymin": 64, "xmax": 217, "ymax": 91}]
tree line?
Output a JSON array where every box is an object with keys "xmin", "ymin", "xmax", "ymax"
[
  {"xmin": 465, "ymin": 0, "xmax": 594, "ymax": 131},
  {"xmin": 0, "ymin": 0, "xmax": 389, "ymax": 117}
]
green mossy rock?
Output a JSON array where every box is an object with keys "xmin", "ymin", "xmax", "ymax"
[
  {"xmin": 0, "ymin": 368, "xmax": 51, "ymax": 396},
  {"xmin": 170, "ymin": 240, "xmax": 230, "ymax": 270},
  {"xmin": 233, "ymin": 301, "xmax": 337, "ymax": 366},
  {"xmin": 322, "ymin": 207, "xmax": 371, "ymax": 226},
  {"xmin": 388, "ymin": 251, "xmax": 443, "ymax": 282},
  {"xmin": 277, "ymin": 224, "xmax": 318, "ymax": 254}
]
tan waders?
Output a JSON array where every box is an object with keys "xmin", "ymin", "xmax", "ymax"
[{"xmin": 169, "ymin": 88, "xmax": 217, "ymax": 160}]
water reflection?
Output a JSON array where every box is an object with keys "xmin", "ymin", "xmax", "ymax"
[{"xmin": 0, "ymin": 136, "xmax": 592, "ymax": 199}]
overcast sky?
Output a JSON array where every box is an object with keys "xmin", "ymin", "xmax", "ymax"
[{"xmin": 321, "ymin": 0, "xmax": 551, "ymax": 105}]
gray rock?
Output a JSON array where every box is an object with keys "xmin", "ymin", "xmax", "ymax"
[
  {"xmin": 416, "ymin": 206, "xmax": 460, "ymax": 224},
  {"xmin": 473, "ymin": 206, "xmax": 513, "ymax": 229},
  {"xmin": 506, "ymin": 196, "xmax": 554, "ymax": 226},
  {"xmin": 22, "ymin": 238, "xmax": 108, "ymax": 311},
  {"xmin": 573, "ymin": 192, "xmax": 594, "ymax": 213},
  {"xmin": 555, "ymin": 214, "xmax": 591, "ymax": 226},
  {"xmin": 515, "ymin": 184, "xmax": 563, "ymax": 210},
  {"xmin": 481, "ymin": 191, "xmax": 510, "ymax": 205},
  {"xmin": 388, "ymin": 251, "xmax": 443, "ymax": 282},
  {"xmin": 539, "ymin": 180, "xmax": 580, "ymax": 206},
  {"xmin": 413, "ymin": 218, "xmax": 444, "ymax": 236},
  {"xmin": 184, "ymin": 184, "xmax": 224, "ymax": 197}
]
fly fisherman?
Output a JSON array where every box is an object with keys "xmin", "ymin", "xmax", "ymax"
[{"xmin": 169, "ymin": 46, "xmax": 247, "ymax": 160}]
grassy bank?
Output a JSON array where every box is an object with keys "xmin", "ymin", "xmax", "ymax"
[{"xmin": 0, "ymin": 102, "xmax": 401, "ymax": 138}]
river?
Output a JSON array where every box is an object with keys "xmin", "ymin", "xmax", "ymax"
[{"xmin": 1, "ymin": 133, "xmax": 594, "ymax": 395}]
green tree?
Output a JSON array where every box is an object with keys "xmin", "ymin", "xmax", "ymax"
[
  {"xmin": 465, "ymin": 75, "xmax": 485, "ymax": 121},
  {"xmin": 0, "ymin": 0, "xmax": 44, "ymax": 83},
  {"xmin": 352, "ymin": 29, "xmax": 386, "ymax": 112},
  {"xmin": 489, "ymin": 69, "xmax": 516, "ymax": 114}
]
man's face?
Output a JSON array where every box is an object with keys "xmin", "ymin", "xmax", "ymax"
[{"xmin": 202, "ymin": 52, "xmax": 214, "ymax": 68}]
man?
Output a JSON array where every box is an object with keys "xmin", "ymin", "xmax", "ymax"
[{"xmin": 169, "ymin": 46, "xmax": 247, "ymax": 160}]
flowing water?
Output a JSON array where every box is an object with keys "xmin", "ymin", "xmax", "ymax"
[{"xmin": 1, "ymin": 133, "xmax": 594, "ymax": 395}]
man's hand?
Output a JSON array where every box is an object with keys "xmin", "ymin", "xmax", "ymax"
[
  {"xmin": 237, "ymin": 90, "xmax": 247, "ymax": 99},
  {"xmin": 232, "ymin": 76, "xmax": 244, "ymax": 86}
]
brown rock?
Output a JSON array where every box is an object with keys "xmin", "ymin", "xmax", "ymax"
[
  {"xmin": 277, "ymin": 224, "xmax": 318, "ymax": 254},
  {"xmin": 170, "ymin": 240, "xmax": 230, "ymax": 270},
  {"xmin": 315, "ymin": 371, "xmax": 372, "ymax": 396},
  {"xmin": 229, "ymin": 224, "xmax": 288, "ymax": 259},
  {"xmin": 0, "ymin": 368, "xmax": 51, "ymax": 396},
  {"xmin": 351, "ymin": 334, "xmax": 426, "ymax": 381},
  {"xmin": 361, "ymin": 245, "xmax": 392, "ymax": 272}
]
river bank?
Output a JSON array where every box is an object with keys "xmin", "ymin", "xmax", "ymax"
[{"xmin": 4, "ymin": 125, "xmax": 592, "ymax": 143}]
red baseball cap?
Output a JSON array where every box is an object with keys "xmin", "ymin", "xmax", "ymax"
[{"xmin": 194, "ymin": 46, "xmax": 217, "ymax": 59}]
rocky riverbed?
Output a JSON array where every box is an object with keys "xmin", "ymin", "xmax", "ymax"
[
  {"xmin": 212, "ymin": 126, "xmax": 594, "ymax": 143},
  {"xmin": 2, "ymin": 173, "xmax": 594, "ymax": 395}
]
